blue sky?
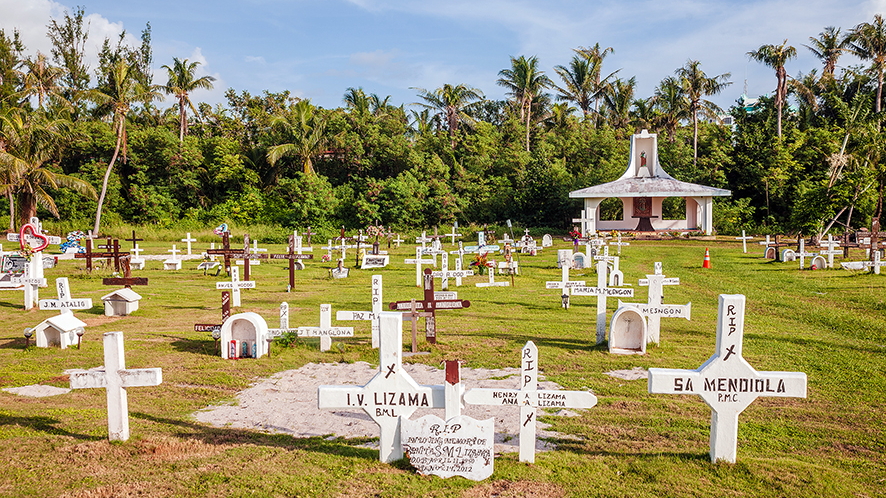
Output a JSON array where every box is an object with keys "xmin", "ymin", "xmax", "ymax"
[{"xmin": 2, "ymin": 0, "xmax": 883, "ymax": 113}]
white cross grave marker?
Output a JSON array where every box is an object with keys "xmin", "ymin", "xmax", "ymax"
[
  {"xmin": 475, "ymin": 265, "xmax": 509, "ymax": 287},
  {"xmin": 572, "ymin": 209, "xmax": 594, "ymax": 237},
  {"xmin": 735, "ymin": 230, "xmax": 753, "ymax": 253},
  {"xmin": 624, "ymin": 262, "xmax": 689, "ymax": 345},
  {"xmin": 336, "ymin": 274, "xmax": 384, "ymax": 348},
  {"xmin": 797, "ymin": 238, "xmax": 817, "ymax": 270},
  {"xmin": 215, "ymin": 266, "xmax": 255, "ymax": 307},
  {"xmin": 405, "ymin": 246, "xmax": 435, "ymax": 287},
  {"xmin": 819, "ymin": 234, "xmax": 842, "ymax": 269},
  {"xmin": 431, "ymin": 252, "xmax": 474, "ymax": 290},
  {"xmin": 69, "ymin": 331, "xmax": 163, "ymax": 441},
  {"xmin": 611, "ymin": 232, "xmax": 630, "ymax": 255},
  {"xmin": 446, "ymin": 222, "xmax": 463, "ymax": 246},
  {"xmin": 318, "ymin": 312, "xmax": 445, "ymax": 462},
  {"xmin": 463, "ymin": 341, "xmax": 598, "ymax": 463},
  {"xmin": 7, "ymin": 218, "xmax": 58, "ymax": 309},
  {"xmin": 648, "ymin": 294, "xmax": 807, "ymax": 463},
  {"xmin": 164, "ymin": 244, "xmax": 182, "ymax": 270},
  {"xmin": 297, "ymin": 303, "xmax": 354, "ymax": 352},
  {"xmin": 572, "ymin": 258, "xmax": 635, "ymax": 344},
  {"xmin": 758, "ymin": 235, "xmax": 773, "ymax": 258},
  {"xmin": 181, "ymin": 233, "xmax": 197, "ymax": 255},
  {"xmin": 38, "ymin": 277, "xmax": 93, "ymax": 313},
  {"xmin": 545, "ymin": 254, "xmax": 586, "ymax": 309}
]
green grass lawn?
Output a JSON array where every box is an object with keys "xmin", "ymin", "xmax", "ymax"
[{"xmin": 0, "ymin": 234, "xmax": 883, "ymax": 497}]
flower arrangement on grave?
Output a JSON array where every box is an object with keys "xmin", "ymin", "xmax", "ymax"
[
  {"xmin": 17, "ymin": 243, "xmax": 35, "ymax": 261},
  {"xmin": 59, "ymin": 230, "xmax": 86, "ymax": 254},
  {"xmin": 569, "ymin": 227, "xmax": 582, "ymax": 242},
  {"xmin": 321, "ymin": 254, "xmax": 331, "ymax": 262},
  {"xmin": 470, "ymin": 252, "xmax": 495, "ymax": 275},
  {"xmin": 366, "ymin": 223, "xmax": 386, "ymax": 241},
  {"xmin": 213, "ymin": 223, "xmax": 228, "ymax": 236}
]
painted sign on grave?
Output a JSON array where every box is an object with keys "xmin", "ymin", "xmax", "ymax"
[
  {"xmin": 648, "ymin": 294, "xmax": 807, "ymax": 463},
  {"xmin": 401, "ymin": 415, "xmax": 494, "ymax": 481}
]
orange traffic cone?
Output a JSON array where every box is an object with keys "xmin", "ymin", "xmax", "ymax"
[{"xmin": 703, "ymin": 248, "xmax": 712, "ymax": 268}]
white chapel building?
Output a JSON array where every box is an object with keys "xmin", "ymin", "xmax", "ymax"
[{"xmin": 569, "ymin": 129, "xmax": 731, "ymax": 235}]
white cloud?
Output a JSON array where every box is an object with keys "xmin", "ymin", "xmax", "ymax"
[{"xmin": 244, "ymin": 55, "xmax": 266, "ymax": 64}]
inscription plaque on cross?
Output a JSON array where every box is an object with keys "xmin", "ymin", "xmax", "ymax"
[
  {"xmin": 648, "ymin": 294, "xmax": 807, "ymax": 463},
  {"xmin": 215, "ymin": 266, "xmax": 255, "ymax": 307},
  {"xmin": 318, "ymin": 312, "xmax": 446, "ymax": 462},
  {"xmin": 39, "ymin": 277, "xmax": 93, "ymax": 313},
  {"xmin": 463, "ymin": 341, "xmax": 597, "ymax": 463},
  {"xmin": 431, "ymin": 252, "xmax": 474, "ymax": 290},
  {"xmin": 69, "ymin": 331, "xmax": 163, "ymax": 441},
  {"xmin": 336, "ymin": 274, "xmax": 384, "ymax": 348},
  {"xmin": 293, "ymin": 304, "xmax": 354, "ymax": 352},
  {"xmin": 389, "ymin": 268, "xmax": 471, "ymax": 344}
]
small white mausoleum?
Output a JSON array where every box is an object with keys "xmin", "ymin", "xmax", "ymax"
[
  {"xmin": 34, "ymin": 313, "xmax": 87, "ymax": 349},
  {"xmin": 569, "ymin": 130, "xmax": 731, "ymax": 235}
]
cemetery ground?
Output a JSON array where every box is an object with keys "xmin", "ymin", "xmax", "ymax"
[{"xmin": 0, "ymin": 233, "xmax": 883, "ymax": 497}]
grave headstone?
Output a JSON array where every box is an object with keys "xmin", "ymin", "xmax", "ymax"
[
  {"xmin": 446, "ymin": 222, "xmax": 463, "ymax": 246},
  {"xmin": 546, "ymin": 253, "xmax": 586, "ymax": 309},
  {"xmin": 648, "ymin": 294, "xmax": 807, "ymax": 463},
  {"xmin": 463, "ymin": 341, "xmax": 598, "ymax": 463},
  {"xmin": 819, "ymin": 234, "xmax": 842, "ymax": 269},
  {"xmin": 295, "ymin": 304, "xmax": 354, "ymax": 352},
  {"xmin": 69, "ymin": 331, "xmax": 163, "ymax": 441},
  {"xmin": 318, "ymin": 312, "xmax": 446, "ymax": 462},
  {"xmin": 572, "ymin": 257, "xmax": 635, "ymax": 344},
  {"xmin": 8, "ymin": 218, "xmax": 57, "ymax": 309},
  {"xmin": 609, "ymin": 306, "xmax": 647, "ymax": 354},
  {"xmin": 542, "ymin": 234, "xmax": 553, "ymax": 247},
  {"xmin": 401, "ymin": 415, "xmax": 494, "ymax": 481}
]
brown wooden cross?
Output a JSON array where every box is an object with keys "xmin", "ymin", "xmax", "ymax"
[
  {"xmin": 205, "ymin": 232, "xmax": 238, "ymax": 275},
  {"xmin": 303, "ymin": 226, "xmax": 315, "ymax": 246},
  {"xmin": 388, "ymin": 268, "xmax": 471, "ymax": 345},
  {"xmin": 76, "ymin": 238, "xmax": 129, "ymax": 273},
  {"xmin": 869, "ymin": 220, "xmax": 885, "ymax": 262},
  {"xmin": 124, "ymin": 230, "xmax": 143, "ymax": 250},
  {"xmin": 101, "ymin": 255, "xmax": 148, "ymax": 288},
  {"xmin": 194, "ymin": 291, "xmax": 232, "ymax": 355},
  {"xmin": 400, "ymin": 299, "xmax": 433, "ymax": 353}
]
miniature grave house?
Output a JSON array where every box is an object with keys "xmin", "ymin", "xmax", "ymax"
[
  {"xmin": 34, "ymin": 313, "xmax": 87, "ymax": 349},
  {"xmin": 220, "ymin": 312, "xmax": 269, "ymax": 359},
  {"xmin": 101, "ymin": 288, "xmax": 142, "ymax": 316},
  {"xmin": 569, "ymin": 130, "xmax": 731, "ymax": 235}
]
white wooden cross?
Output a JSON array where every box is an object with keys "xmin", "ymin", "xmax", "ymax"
[
  {"xmin": 321, "ymin": 239, "xmax": 335, "ymax": 260},
  {"xmin": 297, "ymin": 303, "xmax": 354, "ymax": 352},
  {"xmin": 572, "ymin": 209, "xmax": 594, "ymax": 237},
  {"xmin": 130, "ymin": 244, "xmax": 145, "ymax": 270},
  {"xmin": 430, "ymin": 252, "xmax": 474, "ymax": 290},
  {"xmin": 735, "ymin": 230, "xmax": 753, "ymax": 253},
  {"xmin": 819, "ymin": 234, "xmax": 842, "ymax": 268},
  {"xmin": 215, "ymin": 266, "xmax": 255, "ymax": 307},
  {"xmin": 628, "ymin": 262, "xmax": 689, "ymax": 345},
  {"xmin": 758, "ymin": 235, "xmax": 772, "ymax": 257},
  {"xmin": 797, "ymin": 238, "xmax": 817, "ymax": 270},
  {"xmin": 463, "ymin": 341, "xmax": 597, "ymax": 463},
  {"xmin": 610, "ymin": 232, "xmax": 630, "ymax": 255},
  {"xmin": 415, "ymin": 231, "xmax": 432, "ymax": 254},
  {"xmin": 545, "ymin": 254, "xmax": 586, "ymax": 309},
  {"xmin": 164, "ymin": 244, "xmax": 182, "ymax": 269},
  {"xmin": 38, "ymin": 277, "xmax": 93, "ymax": 313},
  {"xmin": 318, "ymin": 312, "xmax": 445, "ymax": 462},
  {"xmin": 252, "ymin": 239, "xmax": 268, "ymax": 253},
  {"xmin": 648, "ymin": 294, "xmax": 807, "ymax": 463},
  {"xmin": 10, "ymin": 261, "xmax": 47, "ymax": 310},
  {"xmin": 181, "ymin": 233, "xmax": 197, "ymax": 255},
  {"xmin": 446, "ymin": 222, "xmax": 463, "ymax": 246},
  {"xmin": 475, "ymin": 265, "xmax": 509, "ymax": 287},
  {"xmin": 69, "ymin": 331, "xmax": 163, "ymax": 441},
  {"xmin": 449, "ymin": 241, "xmax": 467, "ymax": 270},
  {"xmin": 168, "ymin": 244, "xmax": 180, "ymax": 260},
  {"xmin": 842, "ymin": 250, "xmax": 886, "ymax": 273},
  {"xmin": 572, "ymin": 258, "xmax": 634, "ymax": 344},
  {"xmin": 336, "ymin": 274, "xmax": 384, "ymax": 348},
  {"xmin": 405, "ymin": 246, "xmax": 435, "ymax": 287}
]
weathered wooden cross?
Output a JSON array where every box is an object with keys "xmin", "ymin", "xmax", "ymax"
[
  {"xmin": 102, "ymin": 255, "xmax": 148, "ymax": 289},
  {"xmin": 336, "ymin": 274, "xmax": 384, "ymax": 348},
  {"xmin": 463, "ymin": 341, "xmax": 598, "ymax": 463},
  {"xmin": 648, "ymin": 294, "xmax": 807, "ymax": 463},
  {"xmin": 389, "ymin": 268, "xmax": 471, "ymax": 344},
  {"xmin": 69, "ymin": 331, "xmax": 163, "ymax": 441},
  {"xmin": 318, "ymin": 312, "xmax": 445, "ymax": 462},
  {"xmin": 194, "ymin": 291, "xmax": 232, "ymax": 347}
]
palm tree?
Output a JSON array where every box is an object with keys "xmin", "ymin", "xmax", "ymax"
[
  {"xmin": 267, "ymin": 99, "xmax": 330, "ymax": 175},
  {"xmin": 0, "ymin": 108, "xmax": 95, "ymax": 228},
  {"xmin": 553, "ymin": 55, "xmax": 595, "ymax": 118},
  {"xmin": 161, "ymin": 57, "xmax": 216, "ymax": 142},
  {"xmin": 89, "ymin": 58, "xmax": 160, "ymax": 235},
  {"xmin": 651, "ymin": 76, "xmax": 690, "ymax": 142},
  {"xmin": 601, "ymin": 76, "xmax": 636, "ymax": 130},
  {"xmin": 848, "ymin": 15, "xmax": 886, "ymax": 114},
  {"xmin": 804, "ymin": 26, "xmax": 849, "ymax": 80},
  {"xmin": 20, "ymin": 52, "xmax": 65, "ymax": 110},
  {"xmin": 411, "ymin": 83, "xmax": 484, "ymax": 147},
  {"xmin": 576, "ymin": 43, "xmax": 618, "ymax": 125},
  {"xmin": 497, "ymin": 55, "xmax": 552, "ymax": 151},
  {"xmin": 674, "ymin": 60, "xmax": 731, "ymax": 166},
  {"xmin": 343, "ymin": 87, "xmax": 370, "ymax": 116},
  {"xmin": 748, "ymin": 41, "xmax": 797, "ymax": 138}
]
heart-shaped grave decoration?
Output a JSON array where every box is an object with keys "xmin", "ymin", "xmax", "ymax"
[{"xmin": 19, "ymin": 223, "xmax": 49, "ymax": 252}]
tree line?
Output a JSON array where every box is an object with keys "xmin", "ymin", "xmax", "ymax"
[{"xmin": 2, "ymin": 8, "xmax": 886, "ymax": 238}]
